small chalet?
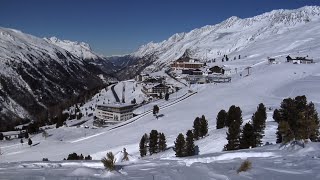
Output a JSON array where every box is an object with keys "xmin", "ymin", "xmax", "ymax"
[
  {"xmin": 142, "ymin": 83, "xmax": 170, "ymax": 97},
  {"xmin": 209, "ymin": 66, "xmax": 231, "ymax": 75},
  {"xmin": 286, "ymin": 55, "xmax": 314, "ymax": 64}
]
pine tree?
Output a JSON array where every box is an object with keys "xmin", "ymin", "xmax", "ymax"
[
  {"xmin": 193, "ymin": 117, "xmax": 201, "ymax": 140},
  {"xmin": 278, "ymin": 121, "xmax": 294, "ymax": 143},
  {"xmin": 149, "ymin": 130, "xmax": 159, "ymax": 155},
  {"xmin": 224, "ymin": 120, "xmax": 241, "ymax": 151},
  {"xmin": 306, "ymin": 102, "xmax": 319, "ymax": 141},
  {"xmin": 101, "ymin": 152, "xmax": 115, "ymax": 171},
  {"xmin": 216, "ymin": 109, "xmax": 227, "ymax": 129},
  {"xmin": 226, "ymin": 105, "xmax": 242, "ymax": 127},
  {"xmin": 174, "ymin": 133, "xmax": 186, "ymax": 157},
  {"xmin": 28, "ymin": 138, "xmax": 32, "ymax": 147},
  {"xmin": 158, "ymin": 133, "xmax": 167, "ymax": 152},
  {"xmin": 199, "ymin": 115, "xmax": 208, "ymax": 138},
  {"xmin": 224, "ymin": 106, "xmax": 242, "ymax": 151},
  {"xmin": 240, "ymin": 123, "xmax": 255, "ymax": 149},
  {"xmin": 252, "ymin": 103, "xmax": 267, "ymax": 147},
  {"xmin": 153, "ymin": 105, "xmax": 159, "ymax": 116},
  {"xmin": 273, "ymin": 109, "xmax": 281, "ymax": 123},
  {"xmin": 139, "ymin": 134, "xmax": 148, "ymax": 157},
  {"xmin": 185, "ymin": 130, "xmax": 195, "ymax": 156}
]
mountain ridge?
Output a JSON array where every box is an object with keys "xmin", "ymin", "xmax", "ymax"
[{"xmin": 129, "ymin": 6, "xmax": 320, "ymax": 72}]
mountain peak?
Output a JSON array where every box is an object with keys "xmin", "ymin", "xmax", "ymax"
[{"xmin": 44, "ymin": 36, "xmax": 102, "ymax": 60}]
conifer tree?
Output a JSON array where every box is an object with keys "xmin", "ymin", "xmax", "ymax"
[
  {"xmin": 153, "ymin": 105, "xmax": 159, "ymax": 116},
  {"xmin": 226, "ymin": 105, "xmax": 242, "ymax": 127},
  {"xmin": 306, "ymin": 102, "xmax": 320, "ymax": 141},
  {"xmin": 278, "ymin": 121, "xmax": 294, "ymax": 143},
  {"xmin": 193, "ymin": 117, "xmax": 201, "ymax": 140},
  {"xmin": 28, "ymin": 138, "xmax": 32, "ymax": 147},
  {"xmin": 158, "ymin": 133, "xmax": 167, "ymax": 152},
  {"xmin": 149, "ymin": 130, "xmax": 159, "ymax": 155},
  {"xmin": 139, "ymin": 134, "xmax": 148, "ymax": 157},
  {"xmin": 252, "ymin": 103, "xmax": 267, "ymax": 147},
  {"xmin": 185, "ymin": 130, "xmax": 195, "ymax": 156},
  {"xmin": 216, "ymin": 109, "xmax": 227, "ymax": 129},
  {"xmin": 174, "ymin": 133, "xmax": 186, "ymax": 157},
  {"xmin": 240, "ymin": 123, "xmax": 255, "ymax": 149},
  {"xmin": 200, "ymin": 115, "xmax": 208, "ymax": 138},
  {"xmin": 224, "ymin": 106, "xmax": 242, "ymax": 151},
  {"xmin": 101, "ymin": 152, "xmax": 115, "ymax": 171},
  {"xmin": 273, "ymin": 109, "xmax": 281, "ymax": 123}
]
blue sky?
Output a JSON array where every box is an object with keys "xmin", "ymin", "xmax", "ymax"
[{"xmin": 1, "ymin": 0, "xmax": 320, "ymax": 56}]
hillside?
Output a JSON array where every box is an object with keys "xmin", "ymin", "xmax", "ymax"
[
  {"xmin": 0, "ymin": 27, "xmax": 114, "ymax": 130},
  {"xmin": 127, "ymin": 6, "xmax": 320, "ymax": 72}
]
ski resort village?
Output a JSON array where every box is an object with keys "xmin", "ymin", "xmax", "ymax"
[{"xmin": 1, "ymin": 3, "xmax": 320, "ymax": 180}]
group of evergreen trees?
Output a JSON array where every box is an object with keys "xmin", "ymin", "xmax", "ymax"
[
  {"xmin": 222, "ymin": 104, "xmax": 267, "ymax": 151},
  {"xmin": 65, "ymin": 152, "xmax": 92, "ymax": 160},
  {"xmin": 174, "ymin": 115, "xmax": 208, "ymax": 157},
  {"xmin": 139, "ymin": 130, "xmax": 167, "ymax": 157},
  {"xmin": 274, "ymin": 95, "xmax": 319, "ymax": 143},
  {"xmin": 174, "ymin": 130, "xmax": 198, "ymax": 157},
  {"xmin": 193, "ymin": 115, "xmax": 209, "ymax": 140}
]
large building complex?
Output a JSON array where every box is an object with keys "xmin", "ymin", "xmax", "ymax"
[{"xmin": 95, "ymin": 104, "xmax": 135, "ymax": 124}]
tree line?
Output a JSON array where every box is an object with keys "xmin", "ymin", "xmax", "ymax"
[{"xmin": 216, "ymin": 104, "xmax": 267, "ymax": 151}]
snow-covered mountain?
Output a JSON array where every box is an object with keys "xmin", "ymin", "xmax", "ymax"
[
  {"xmin": 129, "ymin": 6, "xmax": 320, "ymax": 71},
  {"xmin": 44, "ymin": 37, "xmax": 102, "ymax": 60},
  {"xmin": 0, "ymin": 27, "xmax": 112, "ymax": 129}
]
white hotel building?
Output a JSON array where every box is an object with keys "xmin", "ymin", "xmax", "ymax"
[{"xmin": 96, "ymin": 104, "xmax": 135, "ymax": 124}]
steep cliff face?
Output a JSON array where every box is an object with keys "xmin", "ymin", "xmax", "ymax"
[{"xmin": 0, "ymin": 28, "xmax": 112, "ymax": 128}]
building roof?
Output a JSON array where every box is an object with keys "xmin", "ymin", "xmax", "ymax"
[
  {"xmin": 97, "ymin": 103, "xmax": 135, "ymax": 109},
  {"xmin": 2, "ymin": 130, "xmax": 26, "ymax": 136},
  {"xmin": 143, "ymin": 83, "xmax": 160, "ymax": 90},
  {"xmin": 153, "ymin": 83, "xmax": 170, "ymax": 88}
]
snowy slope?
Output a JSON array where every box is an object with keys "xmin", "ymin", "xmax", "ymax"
[{"xmin": 131, "ymin": 6, "xmax": 320, "ymax": 71}]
